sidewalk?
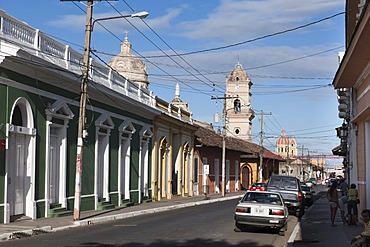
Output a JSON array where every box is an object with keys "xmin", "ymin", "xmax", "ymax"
[
  {"xmin": 289, "ymin": 191, "xmax": 363, "ymax": 247},
  {"xmin": 0, "ymin": 192, "xmax": 245, "ymax": 242}
]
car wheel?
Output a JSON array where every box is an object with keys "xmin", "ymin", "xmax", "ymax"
[
  {"xmin": 296, "ymin": 207, "xmax": 304, "ymax": 218},
  {"xmin": 278, "ymin": 229, "xmax": 286, "ymax": 236},
  {"xmin": 295, "ymin": 209, "xmax": 300, "ymax": 218},
  {"xmin": 234, "ymin": 223, "xmax": 242, "ymax": 232}
]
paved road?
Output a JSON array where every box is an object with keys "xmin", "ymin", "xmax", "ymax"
[{"xmin": 0, "ymin": 199, "xmax": 297, "ymax": 247}]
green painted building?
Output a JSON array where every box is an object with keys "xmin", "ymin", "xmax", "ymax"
[{"xmin": 0, "ymin": 10, "xmax": 160, "ymax": 223}]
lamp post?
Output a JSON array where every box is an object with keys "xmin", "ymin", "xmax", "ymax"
[
  {"xmin": 92, "ymin": 11, "xmax": 149, "ymax": 30},
  {"xmin": 72, "ymin": 0, "xmax": 148, "ymax": 221}
]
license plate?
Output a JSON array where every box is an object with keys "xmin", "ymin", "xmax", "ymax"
[
  {"xmin": 269, "ymin": 219, "xmax": 279, "ymax": 223},
  {"xmin": 254, "ymin": 208, "xmax": 264, "ymax": 214}
]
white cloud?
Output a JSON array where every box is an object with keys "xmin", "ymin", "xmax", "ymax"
[
  {"xmin": 176, "ymin": 0, "xmax": 344, "ymax": 42},
  {"xmin": 47, "ymin": 14, "xmax": 85, "ymax": 31},
  {"xmin": 146, "ymin": 7, "xmax": 184, "ymax": 30},
  {"xmin": 47, "ymin": 6, "xmax": 185, "ymax": 33}
]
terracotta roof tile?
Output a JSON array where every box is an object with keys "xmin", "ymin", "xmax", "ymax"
[{"xmin": 194, "ymin": 124, "xmax": 284, "ymax": 161}]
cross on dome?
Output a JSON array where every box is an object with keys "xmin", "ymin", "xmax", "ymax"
[{"xmin": 124, "ymin": 30, "xmax": 129, "ymax": 42}]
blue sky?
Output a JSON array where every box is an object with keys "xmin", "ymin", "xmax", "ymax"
[{"xmin": 2, "ymin": 0, "xmax": 345, "ymax": 164}]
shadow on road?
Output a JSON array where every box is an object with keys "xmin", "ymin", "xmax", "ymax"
[{"xmin": 75, "ymin": 238, "xmax": 273, "ymax": 247}]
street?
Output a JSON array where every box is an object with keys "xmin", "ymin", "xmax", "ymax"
[{"xmin": 0, "ymin": 198, "xmax": 298, "ymax": 247}]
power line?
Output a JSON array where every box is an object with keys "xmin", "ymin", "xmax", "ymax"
[
  {"xmin": 252, "ymin": 84, "xmax": 332, "ymax": 95},
  {"xmin": 72, "ymin": 1, "xmax": 212, "ymax": 97},
  {"xmin": 143, "ymin": 11, "xmax": 345, "ymax": 58},
  {"xmin": 94, "ymin": 44, "xmax": 343, "ymax": 74},
  {"xmin": 107, "ymin": 1, "xmax": 224, "ymax": 94}
]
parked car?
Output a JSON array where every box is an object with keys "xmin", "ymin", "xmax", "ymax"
[
  {"xmin": 249, "ymin": 182, "xmax": 267, "ymax": 191},
  {"xmin": 266, "ymin": 175, "xmax": 305, "ymax": 218},
  {"xmin": 234, "ymin": 191, "xmax": 288, "ymax": 235},
  {"xmin": 301, "ymin": 185, "xmax": 315, "ymax": 207}
]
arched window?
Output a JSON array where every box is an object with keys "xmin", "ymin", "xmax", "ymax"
[
  {"xmin": 234, "ymin": 99, "xmax": 241, "ymax": 113},
  {"xmin": 12, "ymin": 105, "xmax": 23, "ymax": 126}
]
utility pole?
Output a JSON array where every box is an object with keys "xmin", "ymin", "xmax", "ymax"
[
  {"xmin": 61, "ymin": 1, "xmax": 148, "ymax": 221},
  {"xmin": 211, "ymin": 95, "xmax": 237, "ymax": 197},
  {"xmin": 301, "ymin": 145, "xmax": 304, "ymax": 181},
  {"xmin": 222, "ymin": 95, "xmax": 226, "ymax": 197},
  {"xmin": 72, "ymin": 0, "xmax": 93, "ymax": 221},
  {"xmin": 61, "ymin": 0, "xmax": 148, "ymax": 221},
  {"xmin": 255, "ymin": 111, "xmax": 271, "ymax": 182}
]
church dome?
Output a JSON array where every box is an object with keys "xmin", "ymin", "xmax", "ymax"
[
  {"xmin": 276, "ymin": 130, "xmax": 297, "ymax": 146},
  {"xmin": 276, "ymin": 130, "xmax": 289, "ymax": 145},
  {"xmin": 108, "ymin": 32, "xmax": 149, "ymax": 89}
]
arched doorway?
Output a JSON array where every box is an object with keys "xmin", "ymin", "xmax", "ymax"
[
  {"xmin": 158, "ymin": 137, "xmax": 169, "ymax": 199},
  {"xmin": 6, "ymin": 98, "xmax": 36, "ymax": 222},
  {"xmin": 241, "ymin": 165, "xmax": 251, "ymax": 190}
]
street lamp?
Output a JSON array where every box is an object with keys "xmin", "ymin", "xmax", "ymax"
[
  {"xmin": 72, "ymin": 0, "xmax": 148, "ymax": 221},
  {"xmin": 92, "ymin": 11, "xmax": 149, "ymax": 30}
]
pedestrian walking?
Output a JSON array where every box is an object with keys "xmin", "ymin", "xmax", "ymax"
[
  {"xmin": 348, "ymin": 183, "xmax": 359, "ymax": 225},
  {"xmin": 351, "ymin": 209, "xmax": 370, "ymax": 246},
  {"xmin": 339, "ymin": 195, "xmax": 348, "ymax": 225},
  {"xmin": 326, "ymin": 180, "xmax": 339, "ymax": 227}
]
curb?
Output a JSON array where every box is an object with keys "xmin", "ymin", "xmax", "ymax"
[{"xmin": 0, "ymin": 226, "xmax": 53, "ymax": 241}]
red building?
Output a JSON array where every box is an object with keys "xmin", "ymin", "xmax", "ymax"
[{"xmin": 194, "ymin": 124, "xmax": 283, "ymax": 195}]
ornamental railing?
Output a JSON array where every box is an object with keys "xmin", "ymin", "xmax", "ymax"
[{"xmin": 0, "ymin": 9, "xmax": 156, "ymax": 109}]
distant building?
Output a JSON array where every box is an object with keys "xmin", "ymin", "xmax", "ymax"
[
  {"xmin": 275, "ymin": 130, "xmax": 297, "ymax": 158},
  {"xmin": 275, "ymin": 130, "xmax": 314, "ymax": 180},
  {"xmin": 194, "ymin": 122, "xmax": 283, "ymax": 193}
]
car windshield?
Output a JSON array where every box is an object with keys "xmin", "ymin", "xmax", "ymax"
[
  {"xmin": 268, "ymin": 177, "xmax": 298, "ymax": 190},
  {"xmin": 242, "ymin": 192, "xmax": 282, "ymax": 205}
]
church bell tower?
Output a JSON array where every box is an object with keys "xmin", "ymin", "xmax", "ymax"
[{"xmin": 225, "ymin": 62, "xmax": 254, "ymax": 141}]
